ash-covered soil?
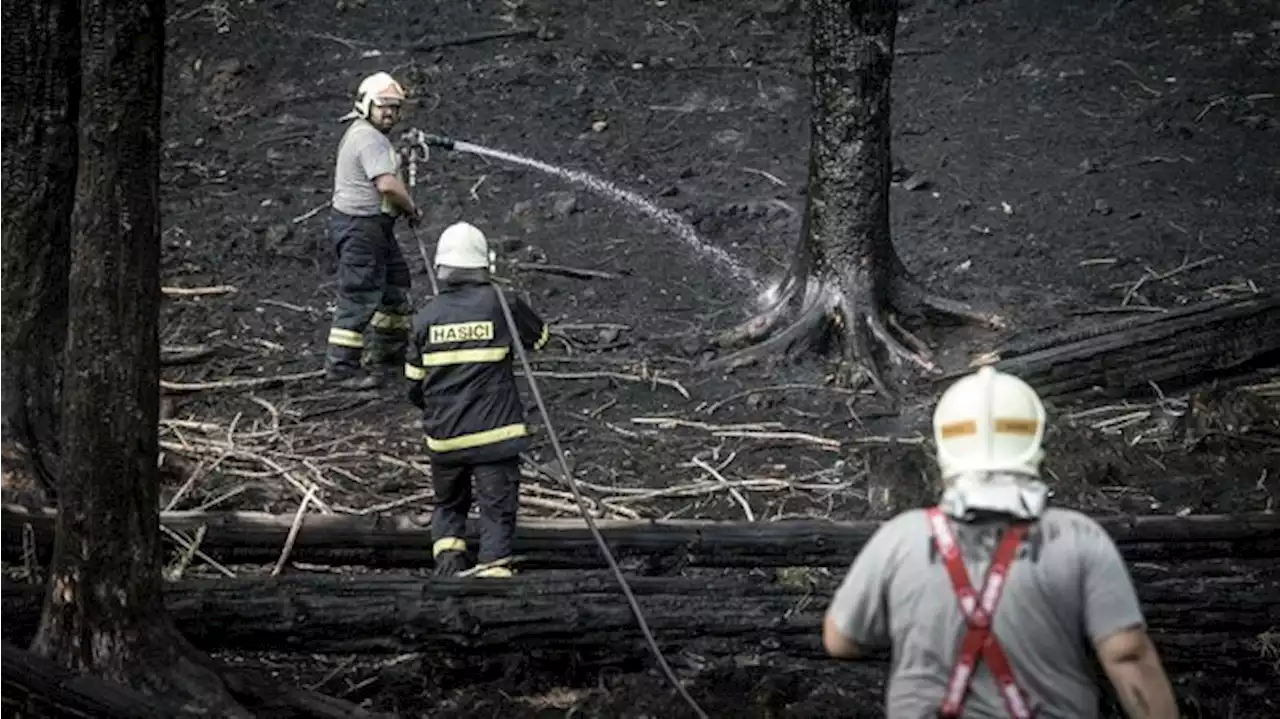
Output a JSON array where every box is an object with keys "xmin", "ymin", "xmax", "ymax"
[{"xmin": 64, "ymin": 0, "xmax": 1280, "ymax": 714}]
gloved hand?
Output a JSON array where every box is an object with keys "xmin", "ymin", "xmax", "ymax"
[
  {"xmin": 422, "ymin": 133, "xmax": 455, "ymax": 150},
  {"xmin": 407, "ymin": 206, "xmax": 424, "ymax": 228}
]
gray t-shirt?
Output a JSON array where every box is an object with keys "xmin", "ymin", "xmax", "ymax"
[
  {"xmin": 332, "ymin": 118, "xmax": 400, "ymax": 217},
  {"xmin": 826, "ymin": 507, "xmax": 1146, "ymax": 718}
]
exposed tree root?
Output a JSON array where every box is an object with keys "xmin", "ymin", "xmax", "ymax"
[
  {"xmin": 708, "ymin": 265, "xmax": 1004, "ymax": 399},
  {"xmin": 21, "ymin": 628, "xmax": 253, "ymax": 718},
  {"xmin": 23, "ymin": 619, "xmax": 383, "ymax": 719},
  {"xmin": 141, "ymin": 649, "xmax": 253, "ymax": 719},
  {"xmin": 222, "ymin": 668, "xmax": 392, "ymax": 719},
  {"xmin": 145, "ymin": 637, "xmax": 390, "ymax": 718}
]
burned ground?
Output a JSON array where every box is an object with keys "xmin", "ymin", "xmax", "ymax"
[{"xmin": 17, "ymin": 0, "xmax": 1280, "ymax": 715}]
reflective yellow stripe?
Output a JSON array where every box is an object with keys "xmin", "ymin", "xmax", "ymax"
[
  {"xmin": 370, "ymin": 311, "xmax": 412, "ymax": 330},
  {"xmin": 426, "ymin": 423, "xmax": 528, "ymax": 452},
  {"xmin": 328, "ymin": 327, "xmax": 364, "ymax": 348},
  {"xmin": 533, "ymin": 324, "xmax": 550, "ymax": 351},
  {"xmin": 421, "ymin": 347, "xmax": 509, "ymax": 366},
  {"xmin": 941, "ymin": 419, "xmax": 1040, "ymax": 439},
  {"xmin": 995, "ymin": 418, "xmax": 1040, "ymax": 436},
  {"xmin": 405, "ymin": 363, "xmax": 427, "ymax": 380},
  {"xmin": 474, "ymin": 565, "xmax": 514, "ymax": 578},
  {"xmin": 433, "ymin": 537, "xmax": 466, "ymax": 556}
]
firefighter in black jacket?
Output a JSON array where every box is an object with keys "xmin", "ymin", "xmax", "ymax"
[{"xmin": 404, "ymin": 222, "xmax": 549, "ymax": 577}]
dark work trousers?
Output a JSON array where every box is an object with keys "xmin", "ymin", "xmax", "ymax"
[
  {"xmin": 324, "ymin": 211, "xmax": 413, "ymax": 376},
  {"xmin": 430, "ymin": 457, "xmax": 521, "ymax": 564}
]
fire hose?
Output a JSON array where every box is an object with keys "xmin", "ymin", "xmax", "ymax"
[
  {"xmin": 404, "ymin": 127, "xmax": 709, "ymax": 718},
  {"xmin": 492, "ymin": 284, "xmax": 709, "ymax": 719}
]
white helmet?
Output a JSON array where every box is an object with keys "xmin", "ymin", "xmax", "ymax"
[
  {"xmin": 354, "ymin": 72, "xmax": 406, "ymax": 119},
  {"xmin": 932, "ymin": 366, "xmax": 1047, "ymax": 481},
  {"xmin": 435, "ymin": 222, "xmax": 494, "ymax": 270}
]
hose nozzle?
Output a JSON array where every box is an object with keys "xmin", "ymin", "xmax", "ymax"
[{"xmin": 422, "ymin": 133, "xmax": 455, "ymax": 150}]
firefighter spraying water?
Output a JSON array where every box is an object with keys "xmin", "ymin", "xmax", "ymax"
[
  {"xmin": 323, "ymin": 72, "xmax": 423, "ymax": 391},
  {"xmin": 822, "ymin": 366, "xmax": 1179, "ymax": 719}
]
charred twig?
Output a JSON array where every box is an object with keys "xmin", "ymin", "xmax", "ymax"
[
  {"xmin": 259, "ymin": 298, "xmax": 318, "ymax": 314},
  {"xmin": 160, "ymin": 524, "xmax": 235, "ymax": 578},
  {"xmin": 629, "ymin": 417, "xmax": 842, "ymax": 450},
  {"xmin": 161, "ymin": 344, "xmax": 218, "ymax": 365},
  {"xmin": 712, "ymin": 429, "xmax": 842, "ymax": 451},
  {"xmin": 161, "ymin": 370, "xmax": 325, "ymax": 393},
  {"xmin": 690, "ymin": 456, "xmax": 754, "ymax": 521},
  {"xmin": 411, "ymin": 27, "xmax": 539, "ymax": 52},
  {"xmin": 1113, "ymin": 255, "xmax": 1223, "ymax": 306},
  {"xmin": 158, "ymin": 438, "xmax": 333, "ymax": 513},
  {"xmin": 161, "ymin": 284, "xmax": 237, "ymax": 297},
  {"xmin": 291, "ymin": 202, "xmax": 330, "ymax": 223},
  {"xmin": 529, "ymin": 370, "xmax": 690, "ymax": 399},
  {"xmin": 303, "ymin": 32, "xmax": 371, "ymax": 52},
  {"xmin": 601, "ymin": 478, "xmax": 836, "ymax": 506},
  {"xmin": 553, "ymin": 322, "xmax": 633, "ymax": 332},
  {"xmin": 272, "ymin": 485, "xmax": 318, "ymax": 576},
  {"xmin": 512, "ymin": 261, "xmax": 620, "ymax": 281},
  {"xmin": 166, "ymin": 524, "xmax": 207, "ymax": 580},
  {"xmin": 739, "ymin": 167, "xmax": 788, "ymax": 187},
  {"xmin": 632, "ymin": 417, "xmax": 784, "ymax": 433},
  {"xmin": 701, "ymin": 383, "xmax": 863, "ymax": 414}
]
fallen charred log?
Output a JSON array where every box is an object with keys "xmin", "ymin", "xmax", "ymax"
[
  {"xmin": 990, "ymin": 292, "xmax": 1280, "ymax": 402},
  {"xmin": 4, "ymin": 505, "xmax": 1278, "ymax": 570},
  {"xmin": 4, "ymin": 562, "xmax": 1278, "ymax": 675}
]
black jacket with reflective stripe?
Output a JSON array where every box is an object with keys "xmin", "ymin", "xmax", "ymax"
[{"xmin": 405, "ymin": 280, "xmax": 549, "ymax": 466}]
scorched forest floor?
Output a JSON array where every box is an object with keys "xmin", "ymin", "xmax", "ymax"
[{"xmin": 9, "ymin": 0, "xmax": 1280, "ymax": 716}]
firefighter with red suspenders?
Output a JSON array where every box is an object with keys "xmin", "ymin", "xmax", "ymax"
[{"xmin": 822, "ymin": 366, "xmax": 1179, "ymax": 719}]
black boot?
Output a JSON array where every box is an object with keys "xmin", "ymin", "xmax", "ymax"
[
  {"xmin": 363, "ymin": 331, "xmax": 408, "ymax": 369},
  {"xmin": 361, "ymin": 343, "xmax": 406, "ymax": 382},
  {"xmin": 433, "ymin": 550, "xmax": 471, "ymax": 577},
  {"xmin": 326, "ymin": 343, "xmax": 383, "ymax": 391},
  {"xmin": 325, "ymin": 366, "xmax": 382, "ymax": 391}
]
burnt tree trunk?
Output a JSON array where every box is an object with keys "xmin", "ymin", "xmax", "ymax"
[
  {"xmin": 710, "ymin": 0, "xmax": 1000, "ymax": 396},
  {"xmin": 27, "ymin": 0, "xmax": 249, "ymax": 715},
  {"xmin": 6, "ymin": 562, "xmax": 1278, "ymax": 677},
  {"xmin": 0, "ymin": 0, "xmax": 80, "ymax": 498}
]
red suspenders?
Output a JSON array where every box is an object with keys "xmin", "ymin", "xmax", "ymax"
[{"xmin": 926, "ymin": 507, "xmax": 1034, "ymax": 719}]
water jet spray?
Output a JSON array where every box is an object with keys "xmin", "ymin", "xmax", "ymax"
[{"xmin": 401, "ymin": 127, "xmax": 759, "ymax": 288}]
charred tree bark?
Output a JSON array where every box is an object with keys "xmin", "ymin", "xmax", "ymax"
[
  {"xmin": 6, "ymin": 562, "xmax": 1278, "ymax": 676},
  {"xmin": 6, "ymin": 506, "xmax": 1278, "ymax": 569},
  {"xmin": 26, "ymin": 0, "xmax": 249, "ymax": 715},
  {"xmin": 710, "ymin": 0, "xmax": 1001, "ymax": 397},
  {"xmin": 0, "ymin": 0, "xmax": 80, "ymax": 498}
]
